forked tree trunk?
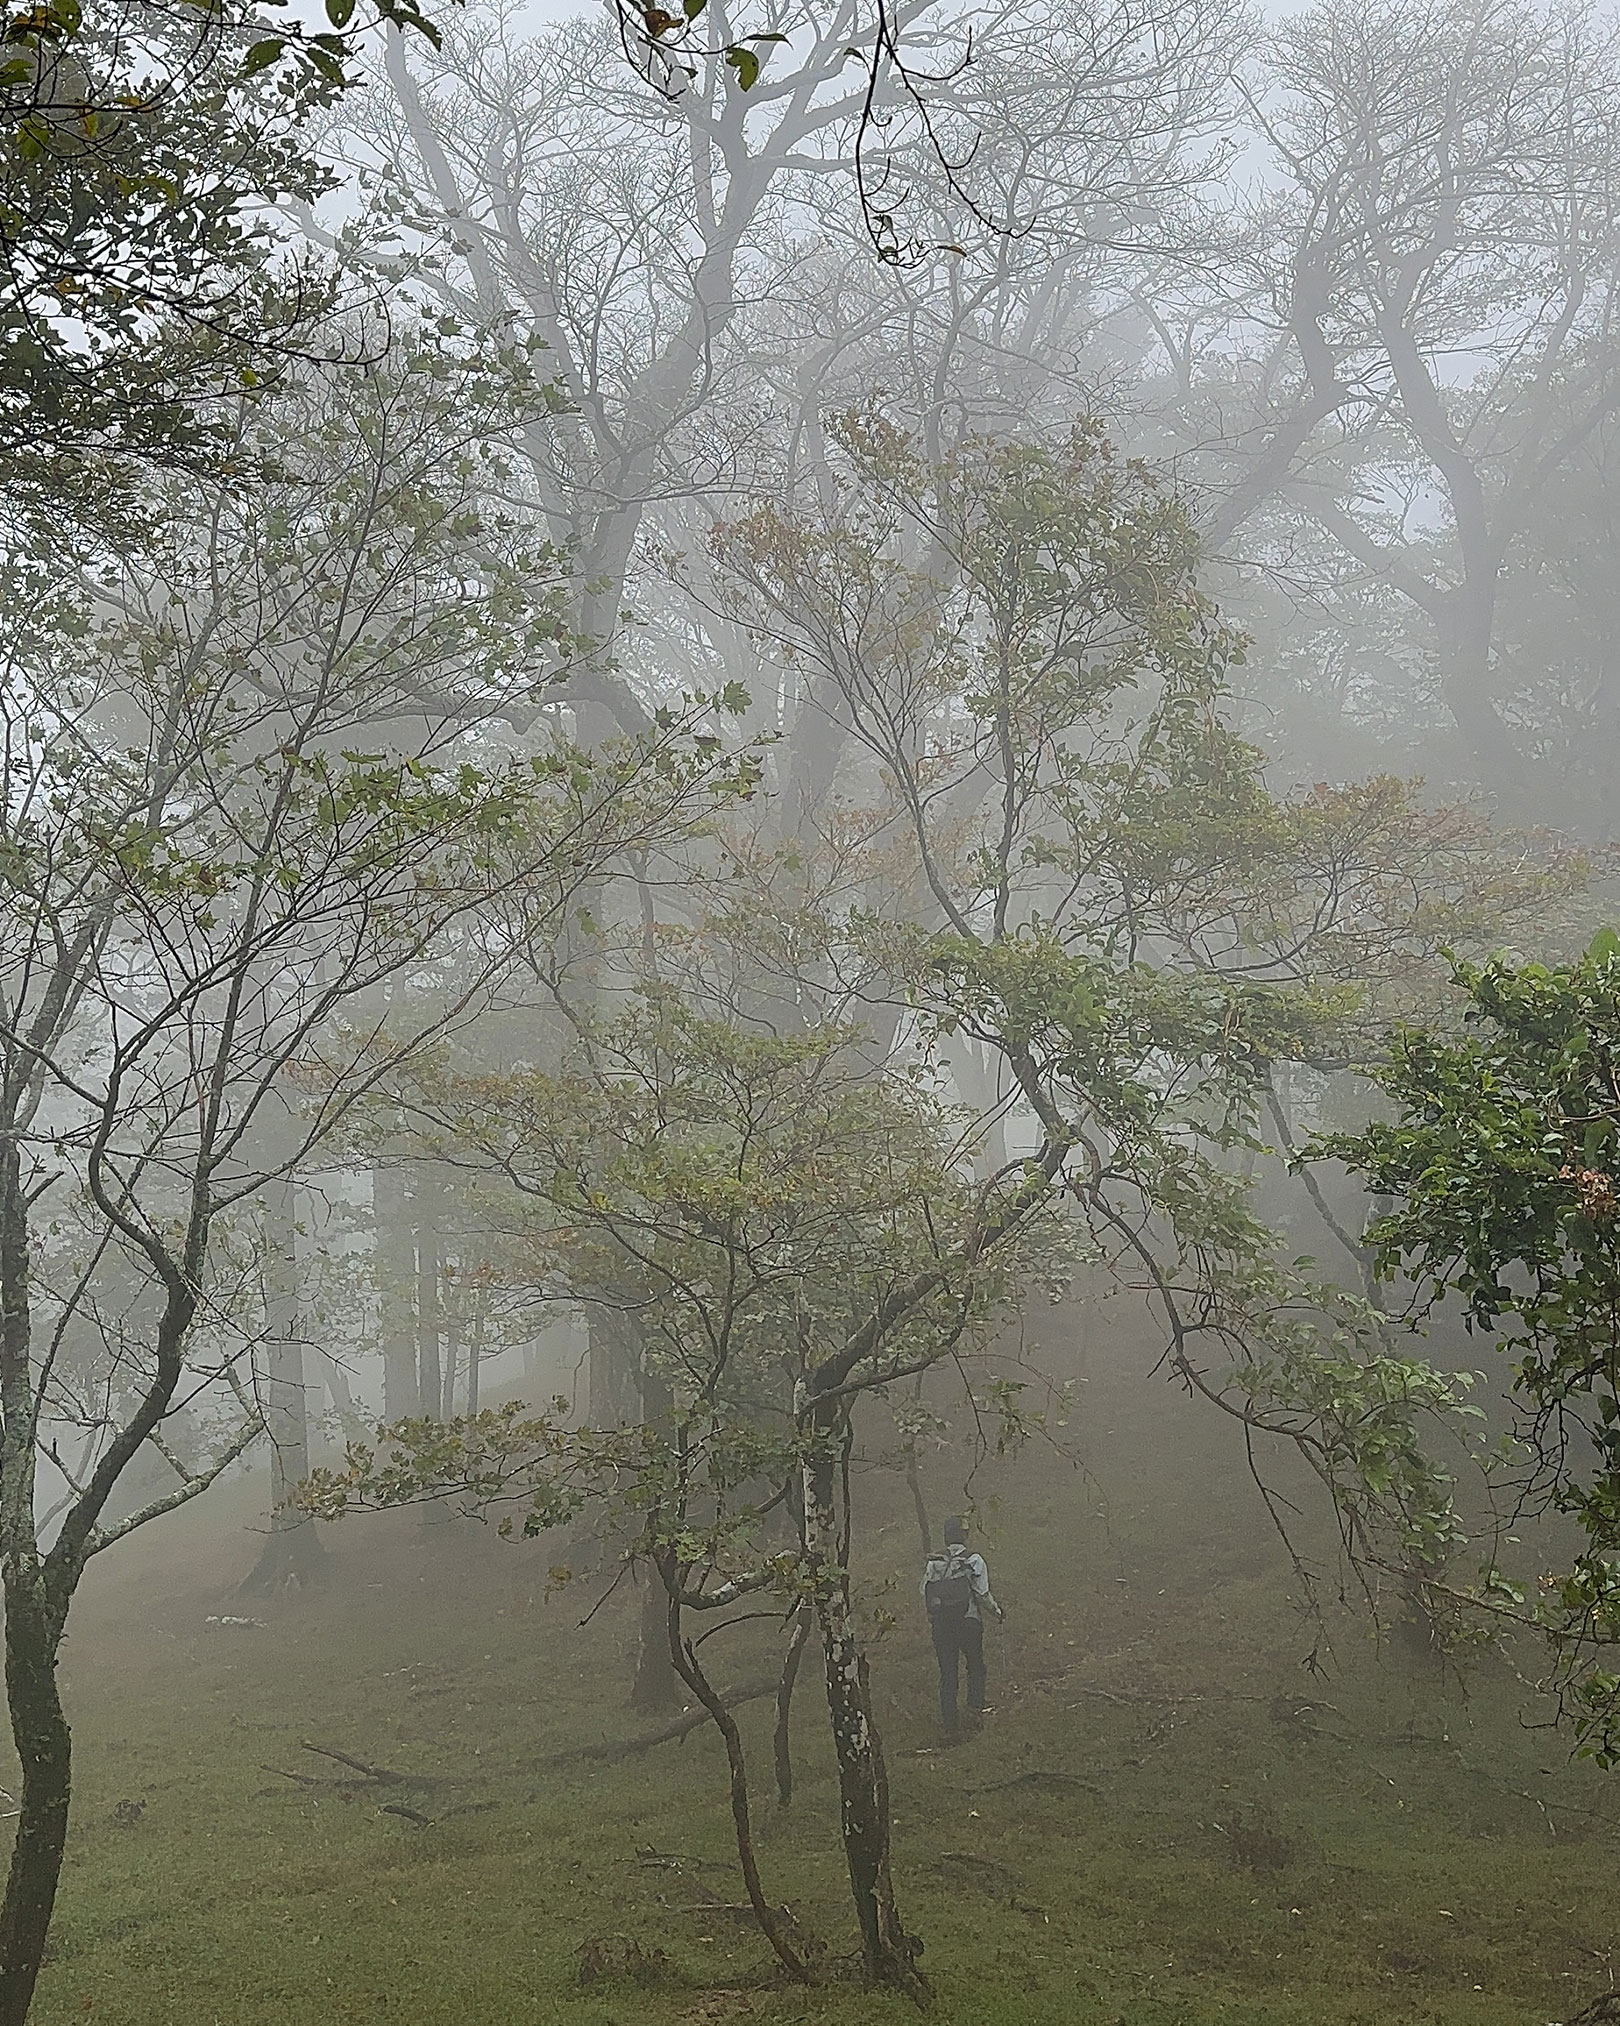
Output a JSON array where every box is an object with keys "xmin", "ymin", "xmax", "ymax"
[
  {"xmin": 661, "ymin": 1558, "xmax": 813, "ymax": 1986},
  {"xmin": 801, "ymin": 1436, "xmax": 927, "ymax": 2000}
]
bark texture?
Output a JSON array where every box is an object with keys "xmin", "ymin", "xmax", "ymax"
[{"xmin": 802, "ymin": 1442, "xmax": 927, "ymax": 1999}]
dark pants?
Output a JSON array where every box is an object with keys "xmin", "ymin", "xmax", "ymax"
[{"xmin": 931, "ymin": 1611, "xmax": 985, "ymax": 1731}]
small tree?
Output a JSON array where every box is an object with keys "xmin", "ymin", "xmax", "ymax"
[
  {"xmin": 309, "ymin": 418, "xmax": 1485, "ymax": 1999},
  {"xmin": 0, "ymin": 336, "xmax": 746, "ymax": 2019}
]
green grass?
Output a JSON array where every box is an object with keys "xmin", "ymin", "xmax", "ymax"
[{"xmin": 22, "ymin": 1344, "xmax": 1620, "ymax": 2026}]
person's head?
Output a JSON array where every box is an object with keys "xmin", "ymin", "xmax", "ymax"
[{"xmin": 943, "ymin": 1516, "xmax": 966, "ymax": 1550}]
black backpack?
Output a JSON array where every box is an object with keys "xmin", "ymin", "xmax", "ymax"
[{"xmin": 925, "ymin": 1550, "xmax": 973, "ymax": 1620}]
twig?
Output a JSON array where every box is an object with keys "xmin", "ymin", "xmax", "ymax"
[{"xmin": 300, "ymin": 1741, "xmax": 410, "ymax": 1785}]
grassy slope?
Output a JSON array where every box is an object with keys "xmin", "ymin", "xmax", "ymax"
[{"xmin": 23, "ymin": 1305, "xmax": 1620, "ymax": 2026}]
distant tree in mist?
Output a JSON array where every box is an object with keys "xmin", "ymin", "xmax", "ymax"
[{"xmin": 1143, "ymin": 0, "xmax": 1620, "ymax": 821}]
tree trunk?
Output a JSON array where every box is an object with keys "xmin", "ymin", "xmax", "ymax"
[
  {"xmin": 774, "ymin": 1602, "xmax": 811, "ymax": 1808},
  {"xmin": 631, "ymin": 1572, "xmax": 682, "ymax": 1715},
  {"xmin": 1437, "ymin": 580, "xmax": 1532, "ymax": 812},
  {"xmin": 374, "ymin": 1163, "xmax": 418, "ymax": 1420},
  {"xmin": 439, "ymin": 1310, "xmax": 458, "ymax": 1421},
  {"xmin": 905, "ymin": 1440, "xmax": 931, "ymax": 1559},
  {"xmin": 904, "ymin": 1372, "xmax": 932, "ymax": 1557},
  {"xmin": 587, "ymin": 1310, "xmax": 632, "ymax": 1427},
  {"xmin": 322, "ymin": 1349, "xmax": 370, "ymax": 1445},
  {"xmin": 0, "ymin": 1579, "xmax": 69, "ymax": 2026},
  {"xmin": 466, "ymin": 1292, "xmax": 484, "ymax": 1418},
  {"xmin": 416, "ymin": 1185, "xmax": 442, "ymax": 1422},
  {"xmin": 0, "ymin": 1134, "xmax": 70, "ymax": 2025},
  {"xmin": 243, "ymin": 1176, "xmax": 326, "ymax": 1593},
  {"xmin": 630, "ymin": 1365, "xmax": 681, "ymax": 1714},
  {"xmin": 802, "ymin": 1437, "xmax": 927, "ymax": 1999},
  {"xmin": 661, "ymin": 1558, "xmax": 814, "ymax": 1986}
]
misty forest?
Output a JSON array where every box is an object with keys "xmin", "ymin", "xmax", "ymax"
[{"xmin": 12, "ymin": 0, "xmax": 1620, "ymax": 2020}]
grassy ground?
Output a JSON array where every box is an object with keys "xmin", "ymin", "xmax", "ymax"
[{"xmin": 22, "ymin": 1313, "xmax": 1620, "ymax": 2026}]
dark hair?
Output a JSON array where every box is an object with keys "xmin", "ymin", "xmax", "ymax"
[{"xmin": 943, "ymin": 1516, "xmax": 966, "ymax": 1548}]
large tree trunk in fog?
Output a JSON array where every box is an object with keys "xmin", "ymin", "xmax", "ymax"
[
  {"xmin": 439, "ymin": 1309, "xmax": 459, "ymax": 1420},
  {"xmin": 416, "ymin": 1177, "xmax": 442, "ymax": 1420},
  {"xmin": 801, "ymin": 1432, "xmax": 927, "ymax": 1999},
  {"xmin": 466, "ymin": 1293, "xmax": 484, "ymax": 1417},
  {"xmin": 942, "ymin": 1032, "xmax": 1009, "ymax": 1180},
  {"xmin": 1436, "ymin": 583, "xmax": 1529, "ymax": 812},
  {"xmin": 375, "ymin": 1163, "xmax": 418, "ymax": 1420},
  {"xmin": 321, "ymin": 1349, "xmax": 369, "ymax": 1444},
  {"xmin": 586, "ymin": 1310, "xmax": 633, "ymax": 1427},
  {"xmin": 631, "ymin": 1568, "xmax": 681, "ymax": 1715},
  {"xmin": 631, "ymin": 1366, "xmax": 681, "ymax": 1714},
  {"xmin": 243, "ymin": 1177, "xmax": 326, "ymax": 1593}
]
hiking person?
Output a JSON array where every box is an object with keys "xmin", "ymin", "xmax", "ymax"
[{"xmin": 922, "ymin": 1515, "xmax": 1004, "ymax": 1735}]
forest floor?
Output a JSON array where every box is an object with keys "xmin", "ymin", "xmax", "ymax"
[{"xmin": 20, "ymin": 1304, "xmax": 1620, "ymax": 2026}]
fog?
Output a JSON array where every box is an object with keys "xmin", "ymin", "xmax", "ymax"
[{"xmin": 0, "ymin": 0, "xmax": 1616, "ymax": 2019}]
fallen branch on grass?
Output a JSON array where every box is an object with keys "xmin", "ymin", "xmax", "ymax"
[
  {"xmin": 260, "ymin": 1742, "xmax": 444, "ymax": 1797},
  {"xmin": 301, "ymin": 1742, "xmax": 415, "ymax": 1786},
  {"xmin": 537, "ymin": 1678, "xmax": 778, "ymax": 1769}
]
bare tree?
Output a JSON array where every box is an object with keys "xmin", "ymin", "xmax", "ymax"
[{"xmin": 1141, "ymin": 0, "xmax": 1620, "ymax": 814}]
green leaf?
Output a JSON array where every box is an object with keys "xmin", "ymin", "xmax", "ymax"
[
  {"xmin": 724, "ymin": 43, "xmax": 760, "ymax": 88},
  {"xmin": 325, "ymin": 0, "xmax": 356, "ymax": 28},
  {"xmin": 242, "ymin": 36, "xmax": 284, "ymax": 74}
]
